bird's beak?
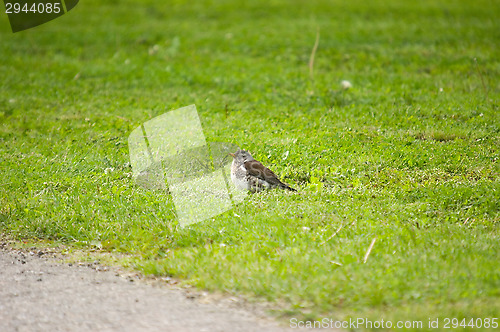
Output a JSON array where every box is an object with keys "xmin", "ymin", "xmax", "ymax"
[{"xmin": 228, "ymin": 153, "xmax": 235, "ymax": 158}]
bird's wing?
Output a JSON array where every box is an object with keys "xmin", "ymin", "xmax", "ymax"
[{"xmin": 244, "ymin": 160, "xmax": 283, "ymax": 186}]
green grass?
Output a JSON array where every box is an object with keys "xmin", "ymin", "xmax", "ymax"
[{"xmin": 1, "ymin": 0, "xmax": 499, "ymax": 330}]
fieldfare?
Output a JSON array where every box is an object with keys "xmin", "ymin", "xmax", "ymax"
[{"xmin": 229, "ymin": 150, "xmax": 297, "ymax": 192}]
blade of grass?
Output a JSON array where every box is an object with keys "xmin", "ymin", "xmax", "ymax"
[{"xmin": 308, "ymin": 27, "xmax": 320, "ymax": 80}]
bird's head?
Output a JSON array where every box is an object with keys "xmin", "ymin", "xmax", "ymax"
[{"xmin": 229, "ymin": 149, "xmax": 254, "ymax": 163}]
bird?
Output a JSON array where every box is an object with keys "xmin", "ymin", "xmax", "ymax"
[{"xmin": 229, "ymin": 149, "xmax": 297, "ymax": 192}]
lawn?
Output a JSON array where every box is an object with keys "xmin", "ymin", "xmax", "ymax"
[{"xmin": 1, "ymin": 0, "xmax": 499, "ymax": 330}]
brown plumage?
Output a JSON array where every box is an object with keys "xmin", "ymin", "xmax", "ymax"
[{"xmin": 229, "ymin": 150, "xmax": 296, "ymax": 192}]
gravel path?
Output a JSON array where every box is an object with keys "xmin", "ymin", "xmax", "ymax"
[{"xmin": 0, "ymin": 245, "xmax": 299, "ymax": 332}]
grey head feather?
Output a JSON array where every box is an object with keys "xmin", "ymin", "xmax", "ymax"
[{"xmin": 233, "ymin": 150, "xmax": 254, "ymax": 163}]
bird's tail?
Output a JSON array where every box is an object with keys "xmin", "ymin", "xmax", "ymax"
[{"xmin": 280, "ymin": 183, "xmax": 297, "ymax": 192}]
